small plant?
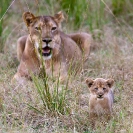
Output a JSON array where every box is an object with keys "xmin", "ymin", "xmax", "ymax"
[
  {"xmin": 30, "ymin": 65, "xmax": 70, "ymax": 115},
  {"xmin": 112, "ymin": 0, "xmax": 126, "ymax": 15},
  {"xmin": 87, "ymin": 0, "xmax": 106, "ymax": 31}
]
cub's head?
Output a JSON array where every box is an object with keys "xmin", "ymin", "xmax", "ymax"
[
  {"xmin": 23, "ymin": 11, "xmax": 64, "ymax": 60},
  {"xmin": 86, "ymin": 78, "xmax": 114, "ymax": 99}
]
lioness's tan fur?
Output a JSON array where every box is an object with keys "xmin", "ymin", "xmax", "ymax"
[{"xmin": 13, "ymin": 11, "xmax": 92, "ymax": 83}]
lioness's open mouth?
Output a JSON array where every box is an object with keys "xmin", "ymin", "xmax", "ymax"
[{"xmin": 38, "ymin": 46, "xmax": 52, "ymax": 57}]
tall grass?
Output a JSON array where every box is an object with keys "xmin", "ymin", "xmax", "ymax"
[
  {"xmin": 30, "ymin": 68, "xmax": 70, "ymax": 115},
  {"xmin": 112, "ymin": 0, "xmax": 126, "ymax": 15},
  {"xmin": 112, "ymin": 0, "xmax": 133, "ymax": 25},
  {"xmin": 55, "ymin": 0, "xmax": 133, "ymax": 31},
  {"xmin": 87, "ymin": 0, "xmax": 106, "ymax": 31},
  {"xmin": 28, "ymin": 35, "xmax": 70, "ymax": 115},
  {"xmin": 0, "ymin": 0, "xmax": 11, "ymax": 52},
  {"xmin": 112, "ymin": 0, "xmax": 133, "ymax": 16},
  {"xmin": 55, "ymin": 0, "xmax": 108, "ymax": 31},
  {"xmin": 58, "ymin": 0, "xmax": 87, "ymax": 29}
]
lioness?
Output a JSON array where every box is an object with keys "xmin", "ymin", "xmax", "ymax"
[
  {"xmin": 13, "ymin": 11, "xmax": 92, "ymax": 83},
  {"xmin": 86, "ymin": 78, "xmax": 114, "ymax": 123}
]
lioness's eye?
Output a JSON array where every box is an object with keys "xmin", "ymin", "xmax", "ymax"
[
  {"xmin": 35, "ymin": 27, "xmax": 40, "ymax": 30},
  {"xmin": 51, "ymin": 27, "xmax": 57, "ymax": 31}
]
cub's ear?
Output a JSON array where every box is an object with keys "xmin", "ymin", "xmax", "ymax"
[
  {"xmin": 106, "ymin": 79, "xmax": 114, "ymax": 88},
  {"xmin": 54, "ymin": 11, "xmax": 64, "ymax": 23},
  {"xmin": 86, "ymin": 78, "xmax": 94, "ymax": 88},
  {"xmin": 23, "ymin": 12, "xmax": 35, "ymax": 26}
]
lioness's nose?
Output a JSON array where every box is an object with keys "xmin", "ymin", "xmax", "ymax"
[{"xmin": 42, "ymin": 38, "xmax": 52, "ymax": 44}]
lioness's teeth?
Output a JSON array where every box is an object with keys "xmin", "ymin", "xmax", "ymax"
[{"xmin": 43, "ymin": 49, "xmax": 50, "ymax": 53}]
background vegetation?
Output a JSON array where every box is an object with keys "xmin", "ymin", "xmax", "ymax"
[
  {"xmin": 0, "ymin": 0, "xmax": 10, "ymax": 52},
  {"xmin": 0, "ymin": 0, "xmax": 133, "ymax": 132}
]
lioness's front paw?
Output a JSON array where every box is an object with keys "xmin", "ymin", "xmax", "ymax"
[{"xmin": 11, "ymin": 73, "xmax": 27, "ymax": 85}]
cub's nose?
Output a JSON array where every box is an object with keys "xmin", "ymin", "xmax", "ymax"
[
  {"xmin": 98, "ymin": 94, "xmax": 103, "ymax": 97},
  {"xmin": 42, "ymin": 38, "xmax": 52, "ymax": 44},
  {"xmin": 97, "ymin": 93, "xmax": 104, "ymax": 98}
]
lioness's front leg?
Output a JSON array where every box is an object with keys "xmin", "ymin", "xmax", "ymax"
[
  {"xmin": 13, "ymin": 57, "xmax": 40, "ymax": 83},
  {"xmin": 13, "ymin": 36, "xmax": 40, "ymax": 83},
  {"xmin": 17, "ymin": 35, "xmax": 27, "ymax": 61}
]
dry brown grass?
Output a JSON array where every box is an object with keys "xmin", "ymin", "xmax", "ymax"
[{"xmin": 1, "ymin": 1, "xmax": 133, "ymax": 133}]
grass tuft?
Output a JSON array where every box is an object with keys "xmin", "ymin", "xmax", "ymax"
[{"xmin": 30, "ymin": 74, "xmax": 70, "ymax": 115}]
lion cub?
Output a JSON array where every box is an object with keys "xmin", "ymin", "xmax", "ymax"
[{"xmin": 86, "ymin": 78, "xmax": 114, "ymax": 120}]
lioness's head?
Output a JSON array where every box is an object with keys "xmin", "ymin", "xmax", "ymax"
[
  {"xmin": 23, "ymin": 11, "xmax": 64, "ymax": 60},
  {"xmin": 86, "ymin": 78, "xmax": 114, "ymax": 99}
]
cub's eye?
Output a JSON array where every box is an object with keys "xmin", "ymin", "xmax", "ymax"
[
  {"xmin": 51, "ymin": 27, "xmax": 57, "ymax": 31},
  {"xmin": 103, "ymin": 88, "xmax": 106, "ymax": 90},
  {"xmin": 94, "ymin": 88, "xmax": 98, "ymax": 90},
  {"xmin": 35, "ymin": 27, "xmax": 41, "ymax": 31}
]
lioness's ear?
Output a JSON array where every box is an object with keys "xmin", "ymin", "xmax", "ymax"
[
  {"xmin": 86, "ymin": 78, "xmax": 94, "ymax": 88},
  {"xmin": 54, "ymin": 11, "xmax": 64, "ymax": 23},
  {"xmin": 23, "ymin": 12, "xmax": 35, "ymax": 26},
  {"xmin": 106, "ymin": 79, "xmax": 114, "ymax": 88}
]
